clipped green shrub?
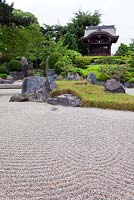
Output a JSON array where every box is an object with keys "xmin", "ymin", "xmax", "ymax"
[
  {"xmin": 74, "ymin": 56, "xmax": 91, "ymax": 68},
  {"xmin": 8, "ymin": 60, "xmax": 22, "ymax": 71},
  {"xmin": 0, "ymin": 73, "xmax": 8, "ymax": 79},
  {"xmin": 54, "ymin": 56, "xmax": 72, "ymax": 74},
  {"xmin": 64, "ymin": 50, "xmax": 81, "ymax": 62},
  {"xmin": 97, "ymin": 74, "xmax": 110, "ymax": 81},
  {"xmin": 48, "ymin": 53, "xmax": 62, "ymax": 69}
]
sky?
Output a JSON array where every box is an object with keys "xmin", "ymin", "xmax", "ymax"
[{"xmin": 6, "ymin": 0, "xmax": 134, "ymax": 53}]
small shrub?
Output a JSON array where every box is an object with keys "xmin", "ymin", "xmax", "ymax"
[
  {"xmin": 0, "ymin": 65, "xmax": 7, "ymax": 73},
  {"xmin": 8, "ymin": 60, "xmax": 22, "ymax": 71},
  {"xmin": 97, "ymin": 74, "xmax": 110, "ymax": 81},
  {"xmin": 67, "ymin": 67, "xmax": 82, "ymax": 75},
  {"xmin": 54, "ymin": 56, "xmax": 72, "ymax": 74},
  {"xmin": 120, "ymin": 72, "xmax": 131, "ymax": 83},
  {"xmin": 0, "ymin": 73, "xmax": 8, "ymax": 79},
  {"xmin": 74, "ymin": 56, "xmax": 91, "ymax": 68},
  {"xmin": 80, "ymin": 65, "xmax": 101, "ymax": 78},
  {"xmin": 128, "ymin": 77, "xmax": 134, "ymax": 83},
  {"xmin": 99, "ymin": 65, "xmax": 129, "ymax": 81},
  {"xmin": 64, "ymin": 50, "xmax": 81, "ymax": 62}
]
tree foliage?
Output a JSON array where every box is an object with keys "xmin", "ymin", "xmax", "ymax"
[
  {"xmin": 115, "ymin": 43, "xmax": 129, "ymax": 56},
  {"xmin": 0, "ymin": 22, "xmax": 44, "ymax": 61},
  {"xmin": 0, "ymin": 0, "xmax": 36, "ymax": 26},
  {"xmin": 41, "ymin": 10, "xmax": 101, "ymax": 54},
  {"xmin": 0, "ymin": 0, "xmax": 13, "ymax": 25}
]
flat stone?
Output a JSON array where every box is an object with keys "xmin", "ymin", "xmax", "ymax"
[{"xmin": 9, "ymin": 94, "xmax": 29, "ymax": 102}]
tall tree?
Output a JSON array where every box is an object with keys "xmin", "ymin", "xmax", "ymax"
[
  {"xmin": 0, "ymin": 0, "xmax": 13, "ymax": 25},
  {"xmin": 41, "ymin": 10, "xmax": 101, "ymax": 54},
  {"xmin": 0, "ymin": 0, "xmax": 35, "ymax": 26}
]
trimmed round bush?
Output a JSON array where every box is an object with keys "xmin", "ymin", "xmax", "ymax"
[
  {"xmin": 8, "ymin": 60, "xmax": 22, "ymax": 71},
  {"xmin": 74, "ymin": 56, "xmax": 91, "ymax": 68}
]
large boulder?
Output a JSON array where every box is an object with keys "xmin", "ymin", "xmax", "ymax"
[
  {"xmin": 21, "ymin": 76, "xmax": 57, "ymax": 102},
  {"xmin": 105, "ymin": 79, "xmax": 125, "ymax": 93}
]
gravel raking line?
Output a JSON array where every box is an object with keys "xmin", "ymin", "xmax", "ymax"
[{"xmin": 0, "ymin": 89, "xmax": 134, "ymax": 200}]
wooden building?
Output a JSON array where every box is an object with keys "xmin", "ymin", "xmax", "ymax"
[{"xmin": 82, "ymin": 25, "xmax": 119, "ymax": 56}]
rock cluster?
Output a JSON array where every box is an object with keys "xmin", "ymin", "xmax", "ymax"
[
  {"xmin": 10, "ymin": 76, "xmax": 57, "ymax": 102},
  {"xmin": 47, "ymin": 94, "xmax": 81, "ymax": 107},
  {"xmin": 10, "ymin": 76, "xmax": 81, "ymax": 107}
]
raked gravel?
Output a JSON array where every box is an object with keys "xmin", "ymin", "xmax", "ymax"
[{"xmin": 0, "ymin": 89, "xmax": 134, "ymax": 200}]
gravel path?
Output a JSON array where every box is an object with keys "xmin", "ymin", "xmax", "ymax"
[
  {"xmin": 0, "ymin": 89, "xmax": 134, "ymax": 200},
  {"xmin": 126, "ymin": 88, "xmax": 134, "ymax": 95}
]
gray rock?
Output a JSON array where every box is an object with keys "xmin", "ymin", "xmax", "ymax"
[
  {"xmin": 51, "ymin": 106, "xmax": 59, "ymax": 111},
  {"xmin": 47, "ymin": 69, "xmax": 56, "ymax": 76},
  {"xmin": 21, "ymin": 57, "xmax": 29, "ymax": 77},
  {"xmin": 105, "ymin": 79, "xmax": 125, "ymax": 93},
  {"xmin": 47, "ymin": 94, "xmax": 81, "ymax": 107},
  {"xmin": 22, "ymin": 76, "xmax": 57, "ymax": 102},
  {"xmin": 2, "ymin": 79, "xmax": 13, "ymax": 84},
  {"xmin": 67, "ymin": 72, "xmax": 80, "ymax": 81},
  {"xmin": 7, "ymin": 75, "xmax": 14, "ymax": 83},
  {"xmin": 9, "ymin": 94, "xmax": 29, "ymax": 102},
  {"xmin": 9, "ymin": 71, "xmax": 23, "ymax": 80},
  {"xmin": 47, "ymin": 98, "xmax": 58, "ymax": 105},
  {"xmin": 0, "ymin": 77, "xmax": 3, "ymax": 84},
  {"xmin": 125, "ymin": 82, "xmax": 134, "ymax": 88},
  {"xmin": 87, "ymin": 73, "xmax": 97, "ymax": 84},
  {"xmin": 47, "ymin": 76, "xmax": 57, "ymax": 90}
]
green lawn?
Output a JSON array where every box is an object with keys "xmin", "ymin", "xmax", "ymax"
[{"xmin": 50, "ymin": 80, "xmax": 134, "ymax": 111}]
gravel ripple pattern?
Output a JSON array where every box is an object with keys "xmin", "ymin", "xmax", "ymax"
[{"xmin": 0, "ymin": 89, "xmax": 134, "ymax": 200}]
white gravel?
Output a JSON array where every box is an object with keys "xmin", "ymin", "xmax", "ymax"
[{"xmin": 0, "ymin": 89, "xmax": 134, "ymax": 200}]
